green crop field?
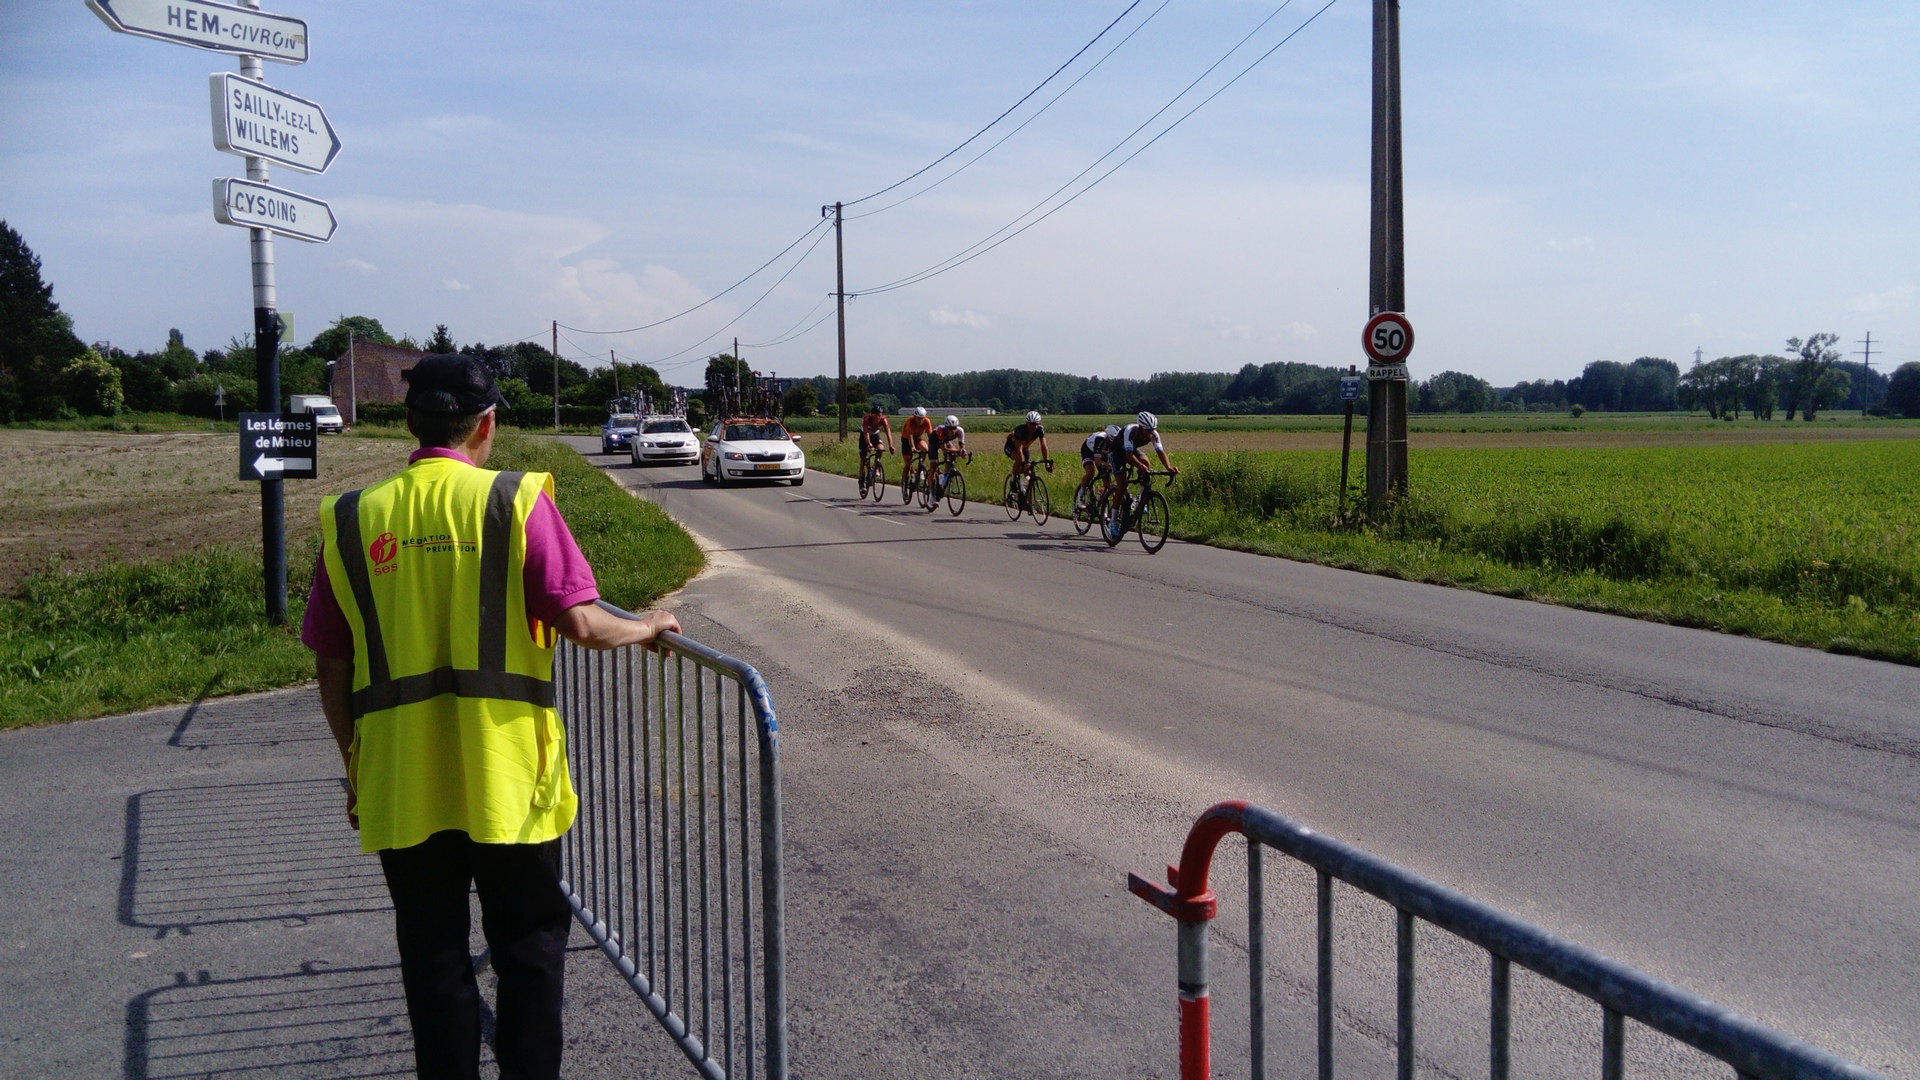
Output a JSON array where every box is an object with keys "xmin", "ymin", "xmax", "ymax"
[{"xmin": 807, "ymin": 435, "xmax": 1920, "ymax": 664}]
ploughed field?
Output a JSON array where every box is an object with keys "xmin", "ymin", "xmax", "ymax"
[
  {"xmin": 0, "ymin": 432, "xmax": 699, "ymax": 727},
  {"xmin": 803, "ymin": 422, "xmax": 1920, "ymax": 664}
]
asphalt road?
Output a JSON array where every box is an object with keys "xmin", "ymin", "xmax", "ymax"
[{"xmin": 580, "ymin": 438, "xmax": 1920, "ymax": 1078}]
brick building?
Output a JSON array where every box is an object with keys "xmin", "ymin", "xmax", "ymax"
[{"xmin": 336, "ymin": 342, "xmax": 432, "ymax": 406}]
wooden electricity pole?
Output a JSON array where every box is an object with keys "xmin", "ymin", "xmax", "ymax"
[
  {"xmin": 1364, "ymin": 0, "xmax": 1409, "ymax": 511},
  {"xmin": 826, "ymin": 201, "xmax": 848, "ymax": 440},
  {"xmin": 551, "ymin": 320, "xmax": 560, "ymax": 430}
]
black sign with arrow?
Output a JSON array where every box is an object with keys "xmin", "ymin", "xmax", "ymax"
[{"xmin": 239, "ymin": 412, "xmax": 317, "ymax": 480}]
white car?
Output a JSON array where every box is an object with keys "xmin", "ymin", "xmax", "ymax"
[
  {"xmin": 702, "ymin": 418, "xmax": 806, "ymax": 486},
  {"xmin": 628, "ymin": 417, "xmax": 699, "ymax": 467}
]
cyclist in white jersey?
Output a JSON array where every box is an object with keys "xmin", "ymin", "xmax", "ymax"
[{"xmin": 1108, "ymin": 412, "xmax": 1176, "ymax": 517}]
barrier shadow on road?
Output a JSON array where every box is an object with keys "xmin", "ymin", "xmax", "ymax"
[
  {"xmin": 166, "ymin": 692, "xmax": 333, "ymax": 750},
  {"xmin": 123, "ymin": 962, "xmax": 413, "ymax": 1080},
  {"xmin": 119, "ymin": 778, "xmax": 389, "ymax": 937}
]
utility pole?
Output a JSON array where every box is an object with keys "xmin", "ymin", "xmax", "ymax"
[
  {"xmin": 551, "ymin": 320, "xmax": 560, "ymax": 431},
  {"xmin": 824, "ymin": 201, "xmax": 848, "ymax": 440},
  {"xmin": 611, "ymin": 350, "xmax": 618, "ymax": 403},
  {"xmin": 1363, "ymin": 0, "xmax": 1408, "ymax": 512},
  {"xmin": 1694, "ymin": 346, "xmax": 1703, "ymax": 366},
  {"xmin": 1856, "ymin": 331, "xmax": 1876, "ymax": 415},
  {"xmin": 236, "ymin": 0, "xmax": 286, "ymax": 624}
]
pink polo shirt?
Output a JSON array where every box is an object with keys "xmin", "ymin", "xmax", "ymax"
[{"xmin": 300, "ymin": 447, "xmax": 599, "ymax": 659}]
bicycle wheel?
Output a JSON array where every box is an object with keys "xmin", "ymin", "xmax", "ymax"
[
  {"xmin": 1028, "ymin": 475, "xmax": 1050, "ymax": 526},
  {"xmin": 945, "ymin": 471, "xmax": 967, "ymax": 515},
  {"xmin": 1101, "ymin": 496, "xmax": 1125, "ymax": 547},
  {"xmin": 1003, "ymin": 475, "xmax": 1021, "ymax": 521},
  {"xmin": 901, "ymin": 461, "xmax": 916, "ymax": 505},
  {"xmin": 1138, "ymin": 490, "xmax": 1170, "ymax": 553},
  {"xmin": 858, "ymin": 458, "xmax": 870, "ymax": 498},
  {"xmin": 869, "ymin": 462, "xmax": 886, "ymax": 502},
  {"xmin": 1072, "ymin": 479, "xmax": 1096, "ymax": 535}
]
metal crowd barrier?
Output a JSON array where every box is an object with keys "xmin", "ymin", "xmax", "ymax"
[
  {"xmin": 1129, "ymin": 800, "xmax": 1881, "ymax": 1080},
  {"xmin": 556, "ymin": 601, "xmax": 786, "ymax": 1080}
]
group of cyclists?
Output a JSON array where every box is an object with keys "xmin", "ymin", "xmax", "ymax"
[{"xmin": 858, "ymin": 403, "xmax": 1177, "ymax": 520}]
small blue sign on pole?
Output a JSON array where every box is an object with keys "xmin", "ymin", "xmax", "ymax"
[{"xmin": 1339, "ymin": 375, "xmax": 1363, "ymax": 402}]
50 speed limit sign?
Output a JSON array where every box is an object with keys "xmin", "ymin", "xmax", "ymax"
[{"xmin": 1362, "ymin": 311, "xmax": 1414, "ymax": 364}]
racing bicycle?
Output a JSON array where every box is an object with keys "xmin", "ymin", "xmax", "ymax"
[
  {"xmin": 858, "ymin": 445, "xmax": 888, "ymax": 502},
  {"xmin": 1003, "ymin": 457, "xmax": 1052, "ymax": 526},
  {"xmin": 1071, "ymin": 468, "xmax": 1113, "ymax": 536},
  {"xmin": 1103, "ymin": 468, "xmax": 1175, "ymax": 553},
  {"xmin": 930, "ymin": 451, "xmax": 972, "ymax": 515},
  {"xmin": 900, "ymin": 448, "xmax": 931, "ymax": 506}
]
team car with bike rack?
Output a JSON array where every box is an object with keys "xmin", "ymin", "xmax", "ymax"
[{"xmin": 628, "ymin": 416, "xmax": 700, "ymax": 467}]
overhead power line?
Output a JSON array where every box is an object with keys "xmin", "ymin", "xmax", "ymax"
[
  {"xmin": 742, "ymin": 292, "xmax": 837, "ymax": 349},
  {"xmin": 638, "ymin": 222, "xmax": 836, "ymax": 366},
  {"xmin": 558, "ymin": 217, "xmax": 830, "ymax": 336},
  {"xmin": 842, "ymin": 0, "xmax": 1146, "ymax": 210},
  {"xmin": 852, "ymin": 0, "xmax": 1340, "ymax": 298},
  {"xmin": 845, "ymin": 0, "xmax": 1175, "ymax": 222}
]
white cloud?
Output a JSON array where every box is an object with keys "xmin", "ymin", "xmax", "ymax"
[
  {"xmin": 928, "ymin": 305, "xmax": 991, "ymax": 330},
  {"xmin": 337, "ymin": 258, "xmax": 379, "ymax": 276},
  {"xmin": 444, "ymin": 278, "xmax": 472, "ymax": 291},
  {"xmin": 1848, "ymin": 284, "xmax": 1916, "ymax": 313},
  {"xmin": 1284, "ymin": 321, "xmax": 1320, "ymax": 342},
  {"xmin": 1548, "ymin": 236, "xmax": 1595, "ymax": 252}
]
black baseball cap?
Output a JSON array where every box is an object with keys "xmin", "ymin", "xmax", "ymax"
[{"xmin": 403, "ymin": 355, "xmax": 508, "ymax": 416}]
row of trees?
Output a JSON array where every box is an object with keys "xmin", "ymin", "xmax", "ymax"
[{"xmin": 7, "ymin": 219, "xmax": 1917, "ymax": 423}]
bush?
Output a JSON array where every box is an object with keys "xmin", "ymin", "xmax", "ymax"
[
  {"xmin": 57, "ymin": 350, "xmax": 123, "ymax": 415},
  {"xmin": 1569, "ymin": 404, "xmax": 1586, "ymax": 418}
]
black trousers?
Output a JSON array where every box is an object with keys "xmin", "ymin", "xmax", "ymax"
[{"xmin": 378, "ymin": 830, "xmax": 571, "ymax": 1080}]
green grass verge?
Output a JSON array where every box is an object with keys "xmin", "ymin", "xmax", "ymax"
[
  {"xmin": 0, "ymin": 434, "xmax": 702, "ymax": 728},
  {"xmin": 807, "ymin": 437, "xmax": 1920, "ymax": 665},
  {"xmin": 487, "ymin": 435, "xmax": 704, "ymax": 612}
]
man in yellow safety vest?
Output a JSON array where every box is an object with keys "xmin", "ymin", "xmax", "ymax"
[{"xmin": 301, "ymin": 354, "xmax": 679, "ymax": 1080}]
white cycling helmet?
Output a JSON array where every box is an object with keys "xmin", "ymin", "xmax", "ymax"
[
  {"xmin": 1103, "ymin": 424, "xmax": 1120, "ymax": 438},
  {"xmin": 944, "ymin": 415, "xmax": 960, "ymax": 427},
  {"xmin": 1136, "ymin": 410, "xmax": 1158, "ymax": 429},
  {"xmin": 1025, "ymin": 410, "xmax": 1042, "ymax": 424},
  {"xmin": 914, "ymin": 406, "xmax": 928, "ymax": 418}
]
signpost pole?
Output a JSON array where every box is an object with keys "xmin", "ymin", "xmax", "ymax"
[
  {"xmin": 347, "ymin": 328, "xmax": 356, "ymax": 425},
  {"xmin": 237, "ymin": 2, "xmax": 286, "ymax": 624},
  {"xmin": 1364, "ymin": 0, "xmax": 1409, "ymax": 514},
  {"xmin": 552, "ymin": 320, "xmax": 560, "ymax": 430},
  {"xmin": 1340, "ymin": 365, "xmax": 1357, "ymax": 517}
]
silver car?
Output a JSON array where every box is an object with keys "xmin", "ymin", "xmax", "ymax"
[{"xmin": 628, "ymin": 417, "xmax": 700, "ymax": 467}]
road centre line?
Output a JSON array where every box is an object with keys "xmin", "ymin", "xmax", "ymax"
[{"xmin": 787, "ymin": 492, "xmax": 908, "ymax": 525}]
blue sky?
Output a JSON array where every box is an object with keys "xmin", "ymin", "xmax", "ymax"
[{"xmin": 3, "ymin": 1, "xmax": 1915, "ymax": 385}]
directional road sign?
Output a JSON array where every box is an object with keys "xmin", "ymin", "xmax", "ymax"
[
  {"xmin": 239, "ymin": 413, "xmax": 317, "ymax": 480},
  {"xmin": 213, "ymin": 178, "xmax": 336, "ymax": 242},
  {"xmin": 210, "ymin": 73, "xmax": 340, "ymax": 174},
  {"xmin": 1362, "ymin": 311, "xmax": 1415, "ymax": 366},
  {"xmin": 88, "ymin": 0, "xmax": 307, "ymax": 64}
]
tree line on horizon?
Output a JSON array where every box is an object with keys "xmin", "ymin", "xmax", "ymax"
[{"xmin": 4, "ymin": 220, "xmax": 1915, "ymax": 423}]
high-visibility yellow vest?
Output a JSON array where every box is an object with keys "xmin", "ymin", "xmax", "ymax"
[{"xmin": 320, "ymin": 456, "xmax": 575, "ymax": 853}]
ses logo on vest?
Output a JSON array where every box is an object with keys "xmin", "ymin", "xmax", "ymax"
[{"xmin": 370, "ymin": 532, "xmax": 399, "ymax": 575}]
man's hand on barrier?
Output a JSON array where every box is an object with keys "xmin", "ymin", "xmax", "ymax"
[{"xmin": 555, "ymin": 601, "xmax": 681, "ymax": 652}]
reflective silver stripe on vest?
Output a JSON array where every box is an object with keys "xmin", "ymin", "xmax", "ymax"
[
  {"xmin": 349, "ymin": 667, "xmax": 556, "ymax": 720},
  {"xmin": 333, "ymin": 489, "xmax": 391, "ymax": 687},
  {"xmin": 339, "ymin": 469, "xmax": 552, "ymax": 721},
  {"xmin": 476, "ymin": 471, "xmax": 522, "ymax": 672}
]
